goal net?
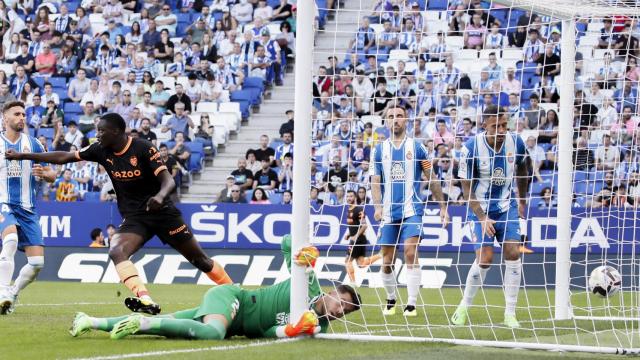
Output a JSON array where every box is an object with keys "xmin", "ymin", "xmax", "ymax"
[{"xmin": 290, "ymin": 0, "xmax": 640, "ymax": 354}]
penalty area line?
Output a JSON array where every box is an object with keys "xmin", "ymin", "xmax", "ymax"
[{"xmin": 65, "ymin": 338, "xmax": 295, "ymax": 360}]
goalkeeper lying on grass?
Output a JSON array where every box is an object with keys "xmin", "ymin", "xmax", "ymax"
[{"xmin": 69, "ymin": 235, "xmax": 362, "ymax": 340}]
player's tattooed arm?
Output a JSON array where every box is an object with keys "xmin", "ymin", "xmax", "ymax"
[{"xmin": 371, "ymin": 174, "xmax": 383, "ymax": 221}]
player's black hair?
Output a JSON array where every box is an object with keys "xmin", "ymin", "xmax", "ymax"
[
  {"xmin": 159, "ymin": 143, "xmax": 168, "ymax": 149},
  {"xmin": 106, "ymin": 224, "xmax": 116, "ymax": 230},
  {"xmin": 483, "ymin": 105, "xmax": 500, "ymax": 120},
  {"xmin": 100, "ymin": 113, "xmax": 127, "ymax": 133},
  {"xmin": 346, "ymin": 190, "xmax": 356, "ymax": 196},
  {"xmin": 337, "ymin": 284, "xmax": 362, "ymax": 311},
  {"xmin": 90, "ymin": 228, "xmax": 102, "ymax": 240},
  {"xmin": 284, "ymin": 152, "xmax": 293, "ymax": 159},
  {"xmin": 2, "ymin": 101, "xmax": 25, "ymax": 113}
]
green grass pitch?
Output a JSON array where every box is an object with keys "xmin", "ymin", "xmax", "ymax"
[{"xmin": 2, "ymin": 282, "xmax": 637, "ymax": 360}]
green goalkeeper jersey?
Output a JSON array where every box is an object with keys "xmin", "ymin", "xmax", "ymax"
[{"xmin": 224, "ymin": 235, "xmax": 329, "ymax": 338}]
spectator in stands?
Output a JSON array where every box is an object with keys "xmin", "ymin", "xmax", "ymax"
[
  {"xmin": 245, "ymin": 150, "xmax": 262, "ymax": 174},
  {"xmin": 473, "ymin": 70, "xmax": 494, "ymax": 96},
  {"xmin": 138, "ymin": 118, "xmax": 157, "ymax": 146},
  {"xmin": 537, "ymin": 187, "xmax": 557, "ymax": 209},
  {"xmin": 25, "ymin": 94, "xmax": 45, "ymax": 129},
  {"xmin": 595, "ymin": 134, "xmax": 621, "ymax": 171},
  {"xmin": 42, "ymin": 99, "xmax": 63, "ymax": 128},
  {"xmin": 611, "ymin": 185, "xmax": 633, "ymax": 208},
  {"xmin": 500, "ymin": 68, "xmax": 521, "ymax": 95},
  {"xmin": 349, "ymin": 16, "xmax": 375, "ymax": 56},
  {"xmin": 485, "ymin": 22, "xmax": 506, "ymax": 49},
  {"xmin": 249, "ymin": 44, "xmax": 271, "ymax": 81},
  {"xmin": 613, "ymin": 105, "xmax": 639, "ymax": 144},
  {"xmin": 89, "ymin": 228, "xmax": 107, "ymax": 248},
  {"xmin": 523, "ymin": 29, "xmax": 544, "ymax": 63},
  {"xmin": 67, "ymin": 69, "xmax": 90, "ymax": 103},
  {"xmin": 225, "ymin": 185, "xmax": 247, "ymax": 204},
  {"xmin": 464, "ymin": 13, "xmax": 486, "ymax": 50},
  {"xmin": 231, "ymin": 0, "xmax": 254, "ymax": 28},
  {"xmin": 598, "ymin": 18, "xmax": 617, "ymax": 49},
  {"xmin": 0, "ymin": 83, "xmax": 16, "ymax": 109},
  {"xmin": 483, "ymin": 52, "xmax": 502, "ymax": 83},
  {"xmin": 398, "ymin": 18, "xmax": 416, "ymax": 51},
  {"xmin": 370, "ymin": 79, "xmax": 392, "ymax": 116},
  {"xmin": 169, "ymin": 131, "xmax": 191, "ymax": 169},
  {"xmin": 80, "ymin": 79, "xmax": 105, "ymax": 113},
  {"xmin": 613, "ymin": 24, "xmax": 639, "ymax": 60},
  {"xmin": 34, "ymin": 42, "xmax": 56, "ymax": 76},
  {"xmin": 231, "ymin": 158, "xmax": 254, "ymax": 192},
  {"xmin": 253, "ymin": 158, "xmax": 278, "ymax": 190},
  {"xmin": 9, "ymin": 66, "xmax": 29, "ymax": 99},
  {"xmin": 125, "ymin": 108, "xmax": 143, "ymax": 132},
  {"xmin": 92, "ymin": 165, "xmax": 110, "ymax": 193},
  {"xmin": 457, "ymin": 117, "xmax": 476, "ymax": 141},
  {"xmin": 538, "ymin": 109, "xmax": 559, "ymax": 144},
  {"xmin": 155, "ymin": 5, "xmax": 178, "ymax": 36},
  {"xmin": 54, "ymin": 169, "xmax": 80, "ymax": 202},
  {"xmin": 201, "ymin": 73, "xmax": 225, "ymax": 103},
  {"xmin": 250, "ymin": 187, "xmax": 271, "ymax": 204},
  {"xmin": 162, "ymin": 102, "xmax": 194, "ymax": 140},
  {"xmin": 216, "ymin": 176, "xmax": 236, "ymax": 203},
  {"xmin": 278, "ymin": 153, "xmax": 293, "ymax": 192},
  {"xmin": 594, "ymin": 52, "xmax": 621, "ymax": 89},
  {"xmin": 14, "ymin": 42, "xmax": 35, "ymax": 74},
  {"xmin": 613, "ymin": 80, "xmax": 637, "ymax": 112},
  {"xmin": 525, "ymin": 136, "xmax": 546, "ymax": 182},
  {"xmin": 625, "ymin": 58, "xmax": 640, "ymax": 82},
  {"xmin": 150, "ymin": 80, "xmax": 170, "ymax": 116},
  {"xmin": 253, "ymin": 134, "xmax": 275, "ymax": 163},
  {"xmin": 194, "ymin": 115, "xmax": 215, "ymax": 151},
  {"xmin": 78, "ymin": 102, "xmax": 98, "ymax": 134},
  {"xmin": 522, "ymin": 93, "xmax": 546, "ymax": 130},
  {"xmin": 275, "ymin": 131, "xmax": 293, "ymax": 167},
  {"xmin": 71, "ymin": 160, "xmax": 93, "ymax": 200},
  {"xmin": 598, "ymin": 99, "xmax": 619, "ymax": 130},
  {"xmin": 585, "ymin": 82, "xmax": 605, "ymax": 109},
  {"xmin": 433, "ymin": 119, "xmax": 454, "ymax": 146},
  {"xmin": 166, "ymin": 84, "xmax": 192, "ymax": 114},
  {"xmin": 279, "ymin": 110, "xmax": 294, "ymax": 137},
  {"xmin": 64, "ymin": 121, "xmax": 84, "ymax": 149},
  {"xmin": 280, "ymin": 190, "xmax": 292, "ymax": 205},
  {"xmin": 325, "ymin": 155, "xmax": 347, "ymax": 193}
]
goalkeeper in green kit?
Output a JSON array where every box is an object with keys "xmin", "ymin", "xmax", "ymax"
[{"xmin": 69, "ymin": 235, "xmax": 362, "ymax": 340}]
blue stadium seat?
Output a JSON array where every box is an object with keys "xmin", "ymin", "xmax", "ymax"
[
  {"xmin": 177, "ymin": 13, "xmax": 191, "ymax": 23},
  {"xmin": 270, "ymin": 193, "xmax": 282, "ymax": 204},
  {"xmin": 49, "ymin": 77, "xmax": 67, "ymax": 89},
  {"xmin": 63, "ymin": 102, "xmax": 82, "ymax": 114},
  {"xmin": 83, "ymin": 192, "xmax": 101, "ymax": 202},
  {"xmin": 32, "ymin": 77, "xmax": 45, "ymax": 89},
  {"xmin": 243, "ymin": 77, "xmax": 265, "ymax": 92},
  {"xmin": 574, "ymin": 171, "xmax": 589, "ymax": 183},
  {"xmin": 39, "ymin": 127, "xmax": 55, "ymax": 139},
  {"xmin": 427, "ymin": 0, "xmax": 448, "ymax": 10},
  {"xmin": 185, "ymin": 141, "xmax": 204, "ymax": 155},
  {"xmin": 28, "ymin": 128, "xmax": 36, "ymax": 137},
  {"xmin": 56, "ymin": 88, "xmax": 69, "ymax": 103},
  {"xmin": 232, "ymin": 99, "xmax": 251, "ymax": 119},
  {"xmin": 245, "ymin": 190, "xmax": 253, "ymax": 202},
  {"xmin": 530, "ymin": 182, "xmax": 552, "ymax": 196},
  {"xmin": 498, "ymin": 92, "xmax": 510, "ymax": 107},
  {"xmin": 230, "ymin": 89, "xmax": 259, "ymax": 106},
  {"xmin": 591, "ymin": 171, "xmax": 606, "ymax": 182}
]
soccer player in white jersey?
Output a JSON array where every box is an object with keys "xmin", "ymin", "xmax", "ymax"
[
  {"xmin": 451, "ymin": 105, "xmax": 529, "ymax": 328},
  {"xmin": 0, "ymin": 101, "xmax": 56, "ymax": 314},
  {"xmin": 371, "ymin": 105, "xmax": 449, "ymax": 317}
]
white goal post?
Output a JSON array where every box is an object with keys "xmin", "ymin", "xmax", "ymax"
[{"xmin": 290, "ymin": 0, "xmax": 640, "ymax": 354}]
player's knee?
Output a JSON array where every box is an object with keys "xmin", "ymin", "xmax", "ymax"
[
  {"xmin": 27, "ymin": 256, "xmax": 44, "ymax": 272},
  {"xmin": 108, "ymin": 246, "xmax": 128, "ymax": 263}
]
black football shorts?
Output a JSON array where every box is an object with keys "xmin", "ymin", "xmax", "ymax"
[{"xmin": 118, "ymin": 205, "xmax": 192, "ymax": 244}]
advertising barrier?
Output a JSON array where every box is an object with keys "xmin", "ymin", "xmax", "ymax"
[{"xmin": 35, "ymin": 203, "xmax": 640, "ymax": 253}]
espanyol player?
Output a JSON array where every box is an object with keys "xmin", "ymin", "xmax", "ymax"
[
  {"xmin": 0, "ymin": 101, "xmax": 56, "ymax": 314},
  {"xmin": 451, "ymin": 105, "xmax": 530, "ymax": 328},
  {"xmin": 371, "ymin": 105, "xmax": 449, "ymax": 317}
]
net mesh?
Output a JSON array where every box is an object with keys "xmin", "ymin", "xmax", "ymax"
[{"xmin": 303, "ymin": 0, "xmax": 640, "ymax": 352}]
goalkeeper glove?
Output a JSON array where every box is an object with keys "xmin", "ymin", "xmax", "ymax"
[{"xmin": 284, "ymin": 310, "xmax": 320, "ymax": 337}]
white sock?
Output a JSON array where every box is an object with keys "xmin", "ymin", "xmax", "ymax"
[
  {"xmin": 0, "ymin": 233, "xmax": 18, "ymax": 287},
  {"xmin": 406, "ymin": 266, "xmax": 421, "ymax": 306},
  {"xmin": 461, "ymin": 261, "xmax": 489, "ymax": 307},
  {"xmin": 381, "ymin": 271, "xmax": 397, "ymax": 300},
  {"xmin": 504, "ymin": 259, "xmax": 522, "ymax": 317},
  {"xmin": 12, "ymin": 256, "xmax": 44, "ymax": 294}
]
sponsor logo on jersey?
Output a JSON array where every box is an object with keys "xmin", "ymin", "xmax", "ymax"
[
  {"xmin": 106, "ymin": 158, "xmax": 114, "ymax": 165},
  {"xmin": 169, "ymin": 224, "xmax": 187, "ymax": 236},
  {"xmin": 7, "ymin": 160, "xmax": 21, "ymax": 177},
  {"xmin": 491, "ymin": 167, "xmax": 507, "ymax": 186},
  {"xmin": 130, "ymin": 156, "xmax": 138, "ymax": 167},
  {"xmin": 391, "ymin": 161, "xmax": 405, "ymax": 181},
  {"xmin": 406, "ymin": 151, "xmax": 413, "ymax": 160},
  {"xmin": 111, "ymin": 170, "xmax": 142, "ymax": 179}
]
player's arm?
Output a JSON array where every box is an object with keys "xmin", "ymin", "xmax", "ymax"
[
  {"xmin": 353, "ymin": 209, "xmax": 367, "ymax": 239},
  {"xmin": 32, "ymin": 164, "xmax": 57, "ymax": 183},
  {"xmin": 422, "ymin": 159, "xmax": 449, "ymax": 227},
  {"xmin": 515, "ymin": 153, "xmax": 530, "ymax": 219},
  {"xmin": 5, "ymin": 149, "xmax": 79, "ymax": 164},
  {"xmin": 263, "ymin": 311, "xmax": 320, "ymax": 338},
  {"xmin": 371, "ymin": 144, "xmax": 383, "ymax": 221},
  {"xmin": 145, "ymin": 144, "xmax": 175, "ymax": 211}
]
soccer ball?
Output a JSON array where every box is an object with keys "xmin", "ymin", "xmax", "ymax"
[{"xmin": 589, "ymin": 265, "xmax": 622, "ymax": 298}]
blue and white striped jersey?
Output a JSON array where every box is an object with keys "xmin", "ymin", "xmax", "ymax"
[
  {"xmin": 458, "ymin": 132, "xmax": 527, "ymax": 214},
  {"xmin": 0, "ymin": 133, "xmax": 45, "ymax": 210},
  {"xmin": 372, "ymin": 137, "xmax": 431, "ymax": 223}
]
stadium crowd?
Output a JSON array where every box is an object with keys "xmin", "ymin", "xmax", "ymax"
[
  {"xmin": 224, "ymin": 0, "xmax": 640, "ymax": 209},
  {"xmin": 0, "ymin": 0, "xmax": 313, "ymax": 203}
]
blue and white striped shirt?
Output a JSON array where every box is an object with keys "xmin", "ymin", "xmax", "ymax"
[{"xmin": 0, "ymin": 133, "xmax": 45, "ymax": 210}]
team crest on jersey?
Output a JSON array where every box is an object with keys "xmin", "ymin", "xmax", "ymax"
[
  {"xmin": 22, "ymin": 146, "xmax": 29, "ymax": 153},
  {"xmin": 406, "ymin": 151, "xmax": 413, "ymax": 160},
  {"xmin": 507, "ymin": 152, "xmax": 514, "ymax": 163},
  {"xmin": 491, "ymin": 167, "xmax": 507, "ymax": 186},
  {"xmin": 391, "ymin": 161, "xmax": 405, "ymax": 181},
  {"xmin": 129, "ymin": 156, "xmax": 138, "ymax": 167}
]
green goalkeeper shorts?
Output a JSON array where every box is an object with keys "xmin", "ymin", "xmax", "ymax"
[{"xmin": 194, "ymin": 284, "xmax": 244, "ymax": 324}]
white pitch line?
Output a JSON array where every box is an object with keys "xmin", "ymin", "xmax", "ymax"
[
  {"xmin": 17, "ymin": 301, "xmax": 194, "ymax": 307},
  {"xmin": 66, "ymin": 338, "xmax": 294, "ymax": 360}
]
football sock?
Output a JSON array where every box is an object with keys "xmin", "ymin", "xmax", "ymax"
[
  {"xmin": 504, "ymin": 259, "xmax": 522, "ymax": 317},
  {"xmin": 115, "ymin": 261, "xmax": 150, "ymax": 298},
  {"xmin": 157, "ymin": 307, "xmax": 200, "ymax": 320},
  {"xmin": 0, "ymin": 233, "xmax": 18, "ymax": 287},
  {"xmin": 381, "ymin": 270, "xmax": 397, "ymax": 301},
  {"xmin": 12, "ymin": 256, "xmax": 44, "ymax": 293},
  {"xmin": 346, "ymin": 261, "xmax": 356, "ymax": 283},
  {"xmin": 461, "ymin": 261, "xmax": 489, "ymax": 307},
  {"xmin": 406, "ymin": 266, "xmax": 422, "ymax": 307},
  {"xmin": 206, "ymin": 260, "xmax": 232, "ymax": 285},
  {"xmin": 91, "ymin": 315, "xmax": 130, "ymax": 331},
  {"xmin": 141, "ymin": 317, "xmax": 226, "ymax": 340}
]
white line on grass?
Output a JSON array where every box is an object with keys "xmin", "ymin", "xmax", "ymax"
[
  {"xmin": 65, "ymin": 339, "xmax": 294, "ymax": 360},
  {"xmin": 18, "ymin": 301, "xmax": 194, "ymax": 307}
]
